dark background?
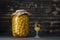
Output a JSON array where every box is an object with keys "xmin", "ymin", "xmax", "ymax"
[{"xmin": 0, "ymin": 0, "xmax": 60, "ymax": 37}]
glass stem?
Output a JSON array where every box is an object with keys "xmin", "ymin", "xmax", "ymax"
[
  {"xmin": 35, "ymin": 31, "xmax": 40, "ymax": 38},
  {"xmin": 36, "ymin": 31, "xmax": 38, "ymax": 36}
]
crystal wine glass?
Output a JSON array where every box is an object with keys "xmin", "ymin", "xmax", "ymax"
[{"xmin": 34, "ymin": 22, "xmax": 40, "ymax": 38}]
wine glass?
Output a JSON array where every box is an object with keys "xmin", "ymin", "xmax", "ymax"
[{"xmin": 34, "ymin": 22, "xmax": 40, "ymax": 38}]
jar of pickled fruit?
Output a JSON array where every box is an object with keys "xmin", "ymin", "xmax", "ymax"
[{"xmin": 12, "ymin": 9, "xmax": 30, "ymax": 37}]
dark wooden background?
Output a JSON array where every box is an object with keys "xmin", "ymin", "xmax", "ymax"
[{"xmin": 0, "ymin": 0, "xmax": 60, "ymax": 37}]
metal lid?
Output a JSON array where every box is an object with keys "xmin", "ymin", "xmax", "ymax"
[{"xmin": 12, "ymin": 9, "xmax": 31, "ymax": 16}]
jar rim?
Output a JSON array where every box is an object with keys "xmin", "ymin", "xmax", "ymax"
[{"xmin": 11, "ymin": 9, "xmax": 31, "ymax": 16}]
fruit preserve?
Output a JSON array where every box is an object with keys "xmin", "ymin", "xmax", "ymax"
[{"xmin": 12, "ymin": 10, "xmax": 30, "ymax": 37}]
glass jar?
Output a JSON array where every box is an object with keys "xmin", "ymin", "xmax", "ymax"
[{"xmin": 12, "ymin": 10, "xmax": 30, "ymax": 37}]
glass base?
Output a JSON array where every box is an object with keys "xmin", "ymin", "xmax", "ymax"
[
  {"xmin": 34, "ymin": 32, "xmax": 40, "ymax": 38},
  {"xmin": 34, "ymin": 36, "xmax": 40, "ymax": 38}
]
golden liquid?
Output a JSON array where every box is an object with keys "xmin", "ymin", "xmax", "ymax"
[
  {"xmin": 34, "ymin": 26, "xmax": 40, "ymax": 32},
  {"xmin": 12, "ymin": 15, "xmax": 29, "ymax": 37}
]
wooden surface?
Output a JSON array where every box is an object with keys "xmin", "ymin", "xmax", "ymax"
[{"xmin": 0, "ymin": 37, "xmax": 60, "ymax": 40}]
